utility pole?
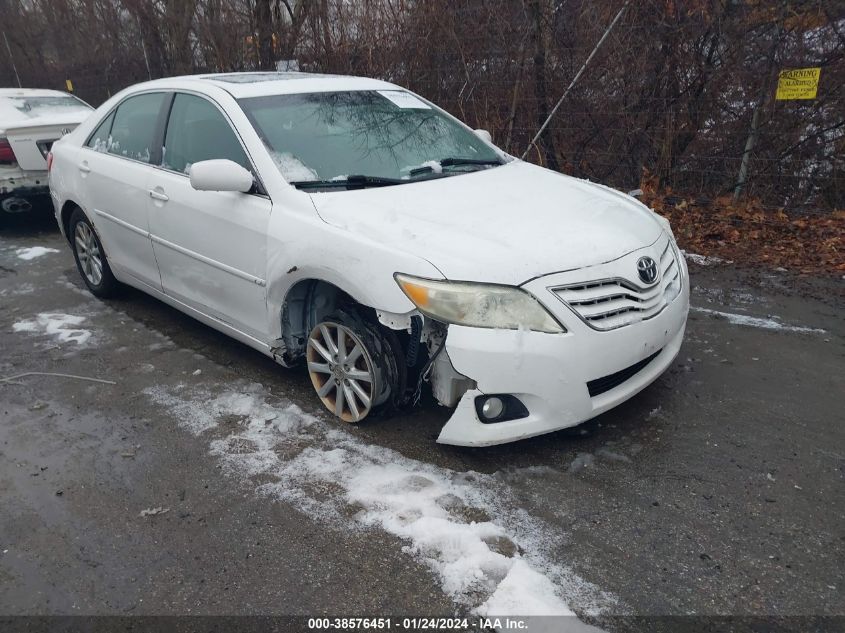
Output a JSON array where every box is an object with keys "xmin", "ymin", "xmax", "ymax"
[
  {"xmin": 523, "ymin": 0, "xmax": 631, "ymax": 161},
  {"xmin": 136, "ymin": 16, "xmax": 153, "ymax": 80},
  {"xmin": 2, "ymin": 31, "xmax": 22, "ymax": 88},
  {"xmin": 141, "ymin": 37, "xmax": 153, "ymax": 80},
  {"xmin": 733, "ymin": 14, "xmax": 784, "ymax": 202}
]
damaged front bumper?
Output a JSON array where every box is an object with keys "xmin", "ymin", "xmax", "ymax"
[{"xmin": 433, "ymin": 255, "xmax": 690, "ymax": 447}]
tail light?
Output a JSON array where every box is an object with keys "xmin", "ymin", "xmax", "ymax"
[
  {"xmin": 47, "ymin": 151, "xmax": 54, "ymax": 172},
  {"xmin": 0, "ymin": 137, "xmax": 16, "ymax": 165}
]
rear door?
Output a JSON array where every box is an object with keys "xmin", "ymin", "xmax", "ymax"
[
  {"xmin": 148, "ymin": 92, "xmax": 270, "ymax": 340},
  {"xmin": 78, "ymin": 92, "xmax": 168, "ymax": 290}
]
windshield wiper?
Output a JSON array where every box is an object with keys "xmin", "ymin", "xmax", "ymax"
[
  {"xmin": 291, "ymin": 174, "xmax": 404, "ymax": 190},
  {"xmin": 439, "ymin": 157, "xmax": 504, "ymax": 168},
  {"xmin": 408, "ymin": 157, "xmax": 503, "ymax": 178}
]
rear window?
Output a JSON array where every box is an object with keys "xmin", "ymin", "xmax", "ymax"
[
  {"xmin": 87, "ymin": 112, "xmax": 116, "ymax": 152},
  {"xmin": 100, "ymin": 93, "xmax": 167, "ymax": 164},
  {"xmin": 4, "ymin": 95, "xmax": 91, "ymax": 118}
]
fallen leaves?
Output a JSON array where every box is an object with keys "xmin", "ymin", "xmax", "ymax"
[{"xmin": 639, "ymin": 174, "xmax": 844, "ymax": 276}]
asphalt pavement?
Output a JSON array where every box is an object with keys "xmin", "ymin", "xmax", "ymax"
[{"xmin": 0, "ymin": 205, "xmax": 842, "ymax": 631}]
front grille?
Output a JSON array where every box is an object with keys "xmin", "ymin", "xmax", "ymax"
[
  {"xmin": 552, "ymin": 234, "xmax": 682, "ymax": 331},
  {"xmin": 587, "ymin": 349, "xmax": 661, "ymax": 397}
]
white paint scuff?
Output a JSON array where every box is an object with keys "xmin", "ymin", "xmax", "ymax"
[
  {"xmin": 12, "ymin": 313, "xmax": 92, "ymax": 344},
  {"xmin": 144, "ymin": 383, "xmax": 612, "ymax": 622},
  {"xmin": 691, "ymin": 307, "xmax": 826, "ymax": 333},
  {"xmin": 15, "ymin": 247, "xmax": 60, "ymax": 261}
]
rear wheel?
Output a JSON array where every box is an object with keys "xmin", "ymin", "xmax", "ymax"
[
  {"xmin": 306, "ymin": 310, "xmax": 402, "ymax": 423},
  {"xmin": 69, "ymin": 208, "xmax": 118, "ymax": 298}
]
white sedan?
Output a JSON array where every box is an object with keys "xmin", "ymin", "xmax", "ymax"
[
  {"xmin": 48, "ymin": 72, "xmax": 688, "ymax": 446},
  {"xmin": 1, "ymin": 88, "xmax": 92, "ymax": 216}
]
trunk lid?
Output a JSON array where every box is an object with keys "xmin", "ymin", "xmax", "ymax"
[
  {"xmin": 1, "ymin": 93, "xmax": 91, "ymax": 170},
  {"xmin": 4, "ymin": 122, "xmax": 78, "ymax": 170}
]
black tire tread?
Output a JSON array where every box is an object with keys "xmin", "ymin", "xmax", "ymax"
[{"xmin": 69, "ymin": 207, "xmax": 119, "ymax": 298}]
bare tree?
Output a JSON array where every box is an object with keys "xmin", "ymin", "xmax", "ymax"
[{"xmin": 0, "ymin": 0, "xmax": 841, "ymax": 210}]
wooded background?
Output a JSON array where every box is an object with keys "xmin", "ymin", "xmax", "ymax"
[{"xmin": 2, "ymin": 0, "xmax": 843, "ymax": 213}]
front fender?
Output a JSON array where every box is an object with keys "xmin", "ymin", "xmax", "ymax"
[{"xmin": 264, "ymin": 209, "xmax": 442, "ymax": 340}]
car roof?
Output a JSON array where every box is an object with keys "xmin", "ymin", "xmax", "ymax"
[{"xmin": 127, "ymin": 72, "xmax": 402, "ymax": 99}]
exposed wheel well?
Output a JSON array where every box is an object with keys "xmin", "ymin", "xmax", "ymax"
[
  {"xmin": 284, "ymin": 280, "xmax": 416, "ymax": 409},
  {"xmin": 60, "ymin": 200, "xmax": 81, "ymax": 242},
  {"xmin": 280, "ymin": 279, "xmax": 370, "ymax": 362}
]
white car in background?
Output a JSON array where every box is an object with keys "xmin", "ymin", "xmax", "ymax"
[
  {"xmin": 0, "ymin": 88, "xmax": 92, "ymax": 217},
  {"xmin": 48, "ymin": 72, "xmax": 689, "ymax": 446}
]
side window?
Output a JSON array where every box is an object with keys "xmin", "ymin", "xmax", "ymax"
[
  {"xmin": 86, "ymin": 111, "xmax": 115, "ymax": 152},
  {"xmin": 107, "ymin": 93, "xmax": 166, "ymax": 164},
  {"xmin": 163, "ymin": 93, "xmax": 250, "ymax": 174}
]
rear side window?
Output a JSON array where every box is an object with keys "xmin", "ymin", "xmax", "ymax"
[
  {"xmin": 106, "ymin": 93, "xmax": 166, "ymax": 164},
  {"xmin": 87, "ymin": 112, "xmax": 115, "ymax": 152},
  {"xmin": 162, "ymin": 93, "xmax": 249, "ymax": 174}
]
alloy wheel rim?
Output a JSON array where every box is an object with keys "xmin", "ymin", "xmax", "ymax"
[
  {"xmin": 306, "ymin": 322, "xmax": 375, "ymax": 423},
  {"xmin": 74, "ymin": 222, "xmax": 103, "ymax": 286}
]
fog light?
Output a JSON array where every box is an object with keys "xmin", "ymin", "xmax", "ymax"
[
  {"xmin": 474, "ymin": 394, "xmax": 529, "ymax": 424},
  {"xmin": 480, "ymin": 396, "xmax": 505, "ymax": 420}
]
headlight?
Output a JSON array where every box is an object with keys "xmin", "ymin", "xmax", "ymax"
[{"xmin": 395, "ymin": 274, "xmax": 564, "ymax": 333}]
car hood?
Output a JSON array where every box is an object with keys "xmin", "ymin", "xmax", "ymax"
[{"xmin": 308, "ymin": 160, "xmax": 663, "ymax": 285}]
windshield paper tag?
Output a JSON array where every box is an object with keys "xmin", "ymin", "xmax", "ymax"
[{"xmin": 377, "ymin": 91, "xmax": 431, "ymax": 109}]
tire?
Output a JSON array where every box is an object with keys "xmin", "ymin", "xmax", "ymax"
[
  {"xmin": 306, "ymin": 308, "xmax": 404, "ymax": 423},
  {"xmin": 69, "ymin": 208, "xmax": 118, "ymax": 298}
]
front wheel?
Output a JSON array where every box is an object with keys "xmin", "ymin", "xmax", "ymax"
[
  {"xmin": 306, "ymin": 310, "xmax": 402, "ymax": 423},
  {"xmin": 69, "ymin": 208, "xmax": 118, "ymax": 298}
]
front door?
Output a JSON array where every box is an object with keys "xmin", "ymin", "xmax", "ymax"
[{"xmin": 147, "ymin": 92, "xmax": 270, "ymax": 340}]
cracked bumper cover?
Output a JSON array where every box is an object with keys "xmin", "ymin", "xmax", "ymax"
[
  {"xmin": 436, "ymin": 273, "xmax": 689, "ymax": 447},
  {"xmin": 1, "ymin": 171, "xmax": 49, "ymax": 199}
]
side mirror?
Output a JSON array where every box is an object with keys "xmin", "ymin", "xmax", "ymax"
[
  {"xmin": 474, "ymin": 129, "xmax": 492, "ymax": 144},
  {"xmin": 189, "ymin": 159, "xmax": 254, "ymax": 193}
]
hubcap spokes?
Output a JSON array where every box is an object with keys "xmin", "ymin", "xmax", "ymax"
[
  {"xmin": 307, "ymin": 322, "xmax": 374, "ymax": 423},
  {"xmin": 75, "ymin": 223, "xmax": 102, "ymax": 285}
]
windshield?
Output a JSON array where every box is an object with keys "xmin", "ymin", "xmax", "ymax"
[
  {"xmin": 6, "ymin": 95, "xmax": 91, "ymax": 118},
  {"xmin": 238, "ymin": 90, "xmax": 503, "ymax": 188}
]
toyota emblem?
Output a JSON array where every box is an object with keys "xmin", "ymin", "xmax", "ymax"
[{"xmin": 637, "ymin": 256, "xmax": 658, "ymax": 285}]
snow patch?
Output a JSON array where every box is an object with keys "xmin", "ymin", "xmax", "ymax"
[
  {"xmin": 12, "ymin": 313, "xmax": 91, "ymax": 344},
  {"xmin": 482, "ymin": 560, "xmax": 572, "ymax": 615},
  {"xmin": 270, "ymin": 151, "xmax": 319, "ymax": 182},
  {"xmin": 682, "ymin": 251, "xmax": 730, "ymax": 266},
  {"xmin": 144, "ymin": 383, "xmax": 612, "ymax": 619},
  {"xmin": 0, "ymin": 282, "xmax": 35, "ymax": 296},
  {"xmin": 401, "ymin": 160, "xmax": 443, "ymax": 179},
  {"xmin": 92, "ymin": 136, "xmax": 118, "ymax": 153},
  {"xmin": 691, "ymin": 307, "xmax": 826, "ymax": 333},
  {"xmin": 16, "ymin": 247, "xmax": 59, "ymax": 261}
]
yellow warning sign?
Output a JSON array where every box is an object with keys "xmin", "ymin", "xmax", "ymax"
[{"xmin": 776, "ymin": 67, "xmax": 821, "ymax": 100}]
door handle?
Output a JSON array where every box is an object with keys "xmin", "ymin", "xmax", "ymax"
[
  {"xmin": 78, "ymin": 162, "xmax": 91, "ymax": 173},
  {"xmin": 148, "ymin": 190, "xmax": 169, "ymax": 202}
]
